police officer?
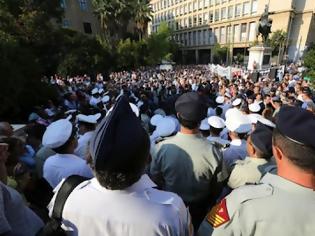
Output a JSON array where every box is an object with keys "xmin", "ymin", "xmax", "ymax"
[
  {"xmin": 150, "ymin": 92, "xmax": 228, "ymax": 230},
  {"xmin": 49, "ymin": 96, "xmax": 192, "ymax": 236},
  {"xmin": 227, "ymin": 122, "xmax": 276, "ymax": 189},
  {"xmin": 198, "ymin": 105, "xmax": 315, "ymax": 236}
]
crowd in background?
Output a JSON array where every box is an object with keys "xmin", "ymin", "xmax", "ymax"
[{"xmin": 0, "ymin": 63, "xmax": 314, "ymax": 236}]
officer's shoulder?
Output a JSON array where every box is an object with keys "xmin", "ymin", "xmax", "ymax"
[
  {"xmin": 146, "ymin": 188, "xmax": 185, "ymax": 210},
  {"xmin": 226, "ymin": 183, "xmax": 273, "ymax": 215},
  {"xmin": 155, "ymin": 134, "xmax": 177, "ymax": 145}
]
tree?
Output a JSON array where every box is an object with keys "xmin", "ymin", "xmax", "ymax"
[
  {"xmin": 133, "ymin": 0, "xmax": 152, "ymax": 40},
  {"xmin": 212, "ymin": 43, "xmax": 228, "ymax": 64},
  {"xmin": 303, "ymin": 48, "xmax": 315, "ymax": 87},
  {"xmin": 92, "ymin": 0, "xmax": 134, "ymax": 42},
  {"xmin": 270, "ymin": 30, "xmax": 287, "ymax": 62}
]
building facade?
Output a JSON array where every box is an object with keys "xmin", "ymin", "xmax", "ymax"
[
  {"xmin": 60, "ymin": 0, "xmax": 101, "ymax": 35},
  {"xmin": 149, "ymin": 0, "xmax": 315, "ymax": 64}
]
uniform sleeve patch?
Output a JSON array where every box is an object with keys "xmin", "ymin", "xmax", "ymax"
[{"xmin": 206, "ymin": 198, "xmax": 230, "ymax": 228}]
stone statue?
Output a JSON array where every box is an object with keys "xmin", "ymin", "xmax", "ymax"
[{"xmin": 257, "ymin": 5, "xmax": 273, "ymax": 44}]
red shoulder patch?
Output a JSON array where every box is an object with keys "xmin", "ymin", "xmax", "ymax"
[{"xmin": 206, "ymin": 198, "xmax": 230, "ymax": 228}]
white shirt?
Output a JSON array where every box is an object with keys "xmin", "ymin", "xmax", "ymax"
[
  {"xmin": 75, "ymin": 131, "xmax": 94, "ymax": 159},
  {"xmin": 49, "ymin": 175, "xmax": 192, "ymax": 236},
  {"xmin": 223, "ymin": 139, "xmax": 248, "ymax": 168},
  {"xmin": 43, "ymin": 153, "xmax": 93, "ymax": 188},
  {"xmin": 0, "ymin": 182, "xmax": 43, "ymax": 235}
]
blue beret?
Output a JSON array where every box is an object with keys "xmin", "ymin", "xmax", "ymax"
[
  {"xmin": 251, "ymin": 122, "xmax": 273, "ymax": 156},
  {"xmin": 175, "ymin": 92, "xmax": 207, "ymax": 122},
  {"xmin": 89, "ymin": 95, "xmax": 148, "ymax": 171},
  {"xmin": 276, "ymin": 105, "xmax": 315, "ymax": 148}
]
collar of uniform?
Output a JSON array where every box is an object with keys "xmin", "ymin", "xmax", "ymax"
[
  {"xmin": 247, "ymin": 156, "xmax": 268, "ymax": 164},
  {"xmin": 177, "ymin": 131, "xmax": 202, "ymax": 138},
  {"xmin": 230, "ymin": 139, "xmax": 245, "ymax": 146},
  {"xmin": 56, "ymin": 153, "xmax": 79, "ymax": 159},
  {"xmin": 261, "ymin": 173, "xmax": 314, "ymax": 197},
  {"xmin": 90, "ymin": 174, "xmax": 157, "ymax": 194},
  {"xmin": 81, "ymin": 131, "xmax": 94, "ymax": 138}
]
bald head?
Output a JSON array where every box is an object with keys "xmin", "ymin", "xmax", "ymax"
[{"xmin": 0, "ymin": 122, "xmax": 13, "ymax": 137}]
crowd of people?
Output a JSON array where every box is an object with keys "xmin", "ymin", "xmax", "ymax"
[{"xmin": 1, "ymin": 63, "xmax": 315, "ymax": 235}]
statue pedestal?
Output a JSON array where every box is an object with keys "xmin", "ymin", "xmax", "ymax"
[{"xmin": 247, "ymin": 46, "xmax": 272, "ymax": 70}]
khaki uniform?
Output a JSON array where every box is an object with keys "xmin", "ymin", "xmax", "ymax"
[
  {"xmin": 198, "ymin": 173, "xmax": 315, "ymax": 236},
  {"xmin": 150, "ymin": 132, "xmax": 228, "ymax": 203},
  {"xmin": 228, "ymin": 157, "xmax": 277, "ymax": 189}
]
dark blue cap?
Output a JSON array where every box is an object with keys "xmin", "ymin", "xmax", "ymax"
[
  {"xmin": 276, "ymin": 105, "xmax": 315, "ymax": 148},
  {"xmin": 251, "ymin": 121, "xmax": 273, "ymax": 156},
  {"xmin": 175, "ymin": 92, "xmax": 207, "ymax": 122},
  {"xmin": 89, "ymin": 95, "xmax": 148, "ymax": 171}
]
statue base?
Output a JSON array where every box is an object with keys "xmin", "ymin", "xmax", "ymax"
[{"xmin": 247, "ymin": 45, "xmax": 272, "ymax": 71}]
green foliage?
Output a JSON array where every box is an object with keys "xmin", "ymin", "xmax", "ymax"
[
  {"xmin": 304, "ymin": 48, "xmax": 315, "ymax": 88},
  {"xmin": 115, "ymin": 23, "xmax": 178, "ymax": 69},
  {"xmin": 212, "ymin": 43, "xmax": 227, "ymax": 64},
  {"xmin": 92, "ymin": 0, "xmax": 152, "ymax": 41},
  {"xmin": 270, "ymin": 30, "xmax": 287, "ymax": 55}
]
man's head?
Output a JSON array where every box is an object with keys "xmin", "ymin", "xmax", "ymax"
[
  {"xmin": 76, "ymin": 113, "xmax": 101, "ymax": 135},
  {"xmin": 247, "ymin": 122, "xmax": 273, "ymax": 159},
  {"xmin": 42, "ymin": 119, "xmax": 77, "ymax": 154},
  {"xmin": 175, "ymin": 92, "xmax": 207, "ymax": 130},
  {"xmin": 90, "ymin": 96, "xmax": 150, "ymax": 190},
  {"xmin": 0, "ymin": 122, "xmax": 13, "ymax": 137},
  {"xmin": 273, "ymin": 106, "xmax": 315, "ymax": 173}
]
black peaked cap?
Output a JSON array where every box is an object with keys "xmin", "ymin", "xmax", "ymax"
[
  {"xmin": 89, "ymin": 95, "xmax": 147, "ymax": 171},
  {"xmin": 251, "ymin": 121, "xmax": 273, "ymax": 156}
]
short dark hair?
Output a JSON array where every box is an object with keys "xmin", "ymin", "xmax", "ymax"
[
  {"xmin": 95, "ymin": 131, "xmax": 150, "ymax": 190},
  {"xmin": 273, "ymin": 128, "xmax": 315, "ymax": 172},
  {"xmin": 178, "ymin": 114, "xmax": 200, "ymax": 130},
  {"xmin": 52, "ymin": 129, "xmax": 76, "ymax": 154},
  {"xmin": 210, "ymin": 126, "xmax": 223, "ymax": 136},
  {"xmin": 78, "ymin": 121, "xmax": 96, "ymax": 131}
]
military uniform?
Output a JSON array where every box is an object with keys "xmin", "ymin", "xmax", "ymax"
[
  {"xmin": 151, "ymin": 132, "xmax": 228, "ymax": 204},
  {"xmin": 227, "ymin": 157, "xmax": 276, "ymax": 189},
  {"xmin": 198, "ymin": 173, "xmax": 315, "ymax": 236}
]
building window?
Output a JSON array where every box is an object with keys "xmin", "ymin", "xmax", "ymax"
[
  {"xmin": 234, "ymin": 24, "xmax": 240, "ymax": 42},
  {"xmin": 235, "ymin": 4, "xmax": 242, "ymax": 17},
  {"xmin": 249, "ymin": 22, "xmax": 256, "ymax": 40},
  {"xmin": 243, "ymin": 2, "xmax": 250, "ymax": 15},
  {"xmin": 220, "ymin": 27, "xmax": 226, "ymax": 43},
  {"xmin": 204, "ymin": 12, "xmax": 209, "ymax": 23},
  {"xmin": 214, "ymin": 9, "xmax": 220, "ymax": 21},
  {"xmin": 62, "ymin": 19, "xmax": 70, "ymax": 28},
  {"xmin": 83, "ymin": 22, "xmax": 92, "ymax": 34},
  {"xmin": 227, "ymin": 25, "xmax": 232, "ymax": 42},
  {"xmin": 194, "ymin": 0, "xmax": 198, "ymax": 11},
  {"xmin": 209, "ymin": 12, "xmax": 213, "ymax": 23},
  {"xmin": 251, "ymin": 0, "xmax": 258, "ymax": 14},
  {"xmin": 241, "ymin": 23, "xmax": 247, "ymax": 41},
  {"xmin": 60, "ymin": 0, "xmax": 66, "ymax": 8},
  {"xmin": 209, "ymin": 0, "xmax": 213, "ymax": 6},
  {"xmin": 199, "ymin": 14, "xmax": 203, "ymax": 25},
  {"xmin": 214, "ymin": 28, "xmax": 220, "ymax": 43},
  {"xmin": 78, "ymin": 0, "xmax": 88, "ymax": 11},
  {"xmin": 221, "ymin": 7, "xmax": 227, "ymax": 20},
  {"xmin": 215, "ymin": 0, "xmax": 220, "ymax": 5},
  {"xmin": 228, "ymin": 6, "xmax": 233, "ymax": 19}
]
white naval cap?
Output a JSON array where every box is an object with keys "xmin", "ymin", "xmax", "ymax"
[
  {"xmin": 102, "ymin": 95, "xmax": 110, "ymax": 104},
  {"xmin": 150, "ymin": 114, "xmax": 164, "ymax": 126},
  {"xmin": 65, "ymin": 109, "xmax": 77, "ymax": 115},
  {"xmin": 249, "ymin": 103, "xmax": 261, "ymax": 113},
  {"xmin": 98, "ymin": 88, "xmax": 104, "ymax": 94},
  {"xmin": 199, "ymin": 118, "xmax": 210, "ymax": 131},
  {"xmin": 42, "ymin": 119, "xmax": 73, "ymax": 149},
  {"xmin": 215, "ymin": 96, "xmax": 225, "ymax": 104},
  {"xmin": 224, "ymin": 92, "xmax": 232, "ymax": 99},
  {"xmin": 225, "ymin": 109, "xmax": 251, "ymax": 133},
  {"xmin": 232, "ymin": 98, "xmax": 242, "ymax": 107},
  {"xmin": 77, "ymin": 113, "xmax": 101, "ymax": 124},
  {"xmin": 248, "ymin": 114, "xmax": 276, "ymax": 128},
  {"xmin": 208, "ymin": 116, "xmax": 225, "ymax": 129},
  {"xmin": 91, "ymin": 88, "xmax": 99, "ymax": 95},
  {"xmin": 155, "ymin": 117, "xmax": 176, "ymax": 137}
]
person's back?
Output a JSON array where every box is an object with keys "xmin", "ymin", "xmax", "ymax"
[
  {"xmin": 49, "ymin": 96, "xmax": 191, "ymax": 236},
  {"xmin": 198, "ymin": 106, "xmax": 315, "ymax": 236},
  {"xmin": 57, "ymin": 175, "xmax": 190, "ymax": 236},
  {"xmin": 153, "ymin": 132, "xmax": 222, "ymax": 203}
]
